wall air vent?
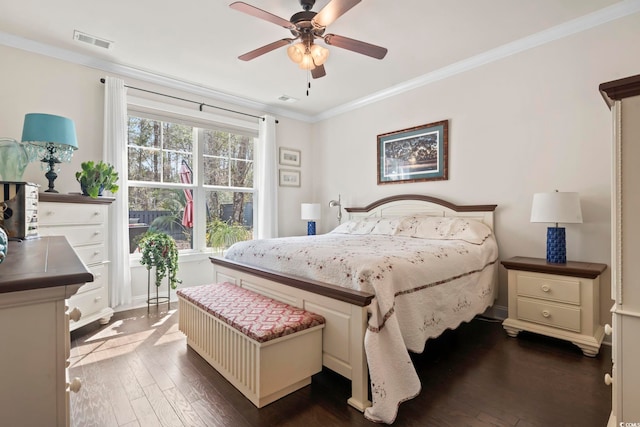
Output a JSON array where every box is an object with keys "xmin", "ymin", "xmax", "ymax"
[{"xmin": 73, "ymin": 30, "xmax": 113, "ymax": 49}]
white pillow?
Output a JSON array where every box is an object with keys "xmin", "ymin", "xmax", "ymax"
[
  {"xmin": 331, "ymin": 217, "xmax": 402, "ymax": 235},
  {"xmin": 396, "ymin": 216, "xmax": 492, "ymax": 244}
]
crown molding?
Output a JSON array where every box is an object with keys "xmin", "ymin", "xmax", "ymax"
[
  {"xmin": 312, "ymin": 0, "xmax": 640, "ymax": 122},
  {"xmin": 0, "ymin": 31, "xmax": 314, "ymax": 123},
  {"xmin": 2, "ymin": 0, "xmax": 639, "ymax": 124}
]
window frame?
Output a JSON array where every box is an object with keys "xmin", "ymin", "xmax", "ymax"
[{"xmin": 126, "ymin": 96, "xmax": 259, "ymax": 255}]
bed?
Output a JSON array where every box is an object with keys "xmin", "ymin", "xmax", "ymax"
[{"xmin": 210, "ymin": 194, "xmax": 498, "ymax": 423}]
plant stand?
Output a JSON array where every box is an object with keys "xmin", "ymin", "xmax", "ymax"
[{"xmin": 147, "ymin": 268, "xmax": 170, "ymax": 312}]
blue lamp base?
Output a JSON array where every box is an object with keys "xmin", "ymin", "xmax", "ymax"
[
  {"xmin": 307, "ymin": 221, "xmax": 316, "ymax": 236},
  {"xmin": 546, "ymin": 226, "xmax": 566, "ymax": 264}
]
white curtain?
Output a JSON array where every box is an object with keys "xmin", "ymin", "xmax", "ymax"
[
  {"xmin": 103, "ymin": 77, "xmax": 132, "ymax": 307},
  {"xmin": 256, "ymin": 115, "xmax": 278, "ymax": 239}
]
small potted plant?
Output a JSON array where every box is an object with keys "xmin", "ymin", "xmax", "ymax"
[
  {"xmin": 138, "ymin": 231, "xmax": 181, "ymax": 290},
  {"xmin": 75, "ymin": 160, "xmax": 119, "ymax": 198}
]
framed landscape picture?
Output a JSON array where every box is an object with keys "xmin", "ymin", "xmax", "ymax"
[
  {"xmin": 377, "ymin": 120, "xmax": 449, "ymax": 185},
  {"xmin": 279, "ymin": 147, "xmax": 301, "ymax": 167},
  {"xmin": 279, "ymin": 169, "xmax": 300, "ymax": 187}
]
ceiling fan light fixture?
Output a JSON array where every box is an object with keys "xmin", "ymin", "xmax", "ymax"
[
  {"xmin": 309, "ymin": 44, "xmax": 329, "ymax": 66},
  {"xmin": 298, "ymin": 54, "xmax": 316, "ymax": 70},
  {"xmin": 287, "ymin": 43, "xmax": 305, "ymax": 64}
]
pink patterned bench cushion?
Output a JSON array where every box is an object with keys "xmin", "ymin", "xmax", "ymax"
[{"xmin": 177, "ymin": 282, "xmax": 325, "ymax": 343}]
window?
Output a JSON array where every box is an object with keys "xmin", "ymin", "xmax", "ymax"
[{"xmin": 127, "ymin": 112, "xmax": 255, "ymax": 253}]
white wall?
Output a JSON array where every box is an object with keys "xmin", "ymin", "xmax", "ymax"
[
  {"xmin": 310, "ymin": 12, "xmax": 640, "ymax": 322},
  {"xmin": 0, "ymin": 44, "xmax": 312, "ymax": 307},
  {"xmin": 2, "ymin": 11, "xmax": 640, "ymax": 321}
]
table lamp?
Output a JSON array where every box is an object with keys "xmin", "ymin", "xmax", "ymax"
[
  {"xmin": 21, "ymin": 113, "xmax": 78, "ymax": 193},
  {"xmin": 301, "ymin": 203, "xmax": 321, "ymax": 235},
  {"xmin": 530, "ymin": 191, "xmax": 583, "ymax": 264}
]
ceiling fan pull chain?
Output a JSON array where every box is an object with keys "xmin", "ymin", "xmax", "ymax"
[{"xmin": 307, "ymin": 71, "xmax": 311, "ymax": 96}]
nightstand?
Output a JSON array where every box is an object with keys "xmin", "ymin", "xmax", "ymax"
[{"xmin": 501, "ymin": 256, "xmax": 607, "ymax": 357}]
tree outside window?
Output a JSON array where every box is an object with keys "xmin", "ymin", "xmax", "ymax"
[{"xmin": 127, "ymin": 115, "xmax": 254, "ymax": 252}]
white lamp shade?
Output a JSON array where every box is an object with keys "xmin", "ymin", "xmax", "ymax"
[
  {"xmin": 530, "ymin": 192, "xmax": 583, "ymax": 224},
  {"xmin": 301, "ymin": 203, "xmax": 321, "ymax": 220}
]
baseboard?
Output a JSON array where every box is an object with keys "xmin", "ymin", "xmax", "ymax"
[{"xmin": 482, "ymin": 304, "xmax": 507, "ymax": 321}]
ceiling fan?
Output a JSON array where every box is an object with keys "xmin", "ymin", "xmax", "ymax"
[{"xmin": 230, "ymin": 0, "xmax": 388, "ymax": 79}]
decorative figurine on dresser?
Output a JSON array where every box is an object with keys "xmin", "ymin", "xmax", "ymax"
[
  {"xmin": 0, "ymin": 181, "xmax": 39, "ymax": 240},
  {"xmin": 0, "ymin": 226, "xmax": 7, "ymax": 263}
]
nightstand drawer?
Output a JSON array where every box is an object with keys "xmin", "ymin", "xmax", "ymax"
[
  {"xmin": 517, "ymin": 298, "xmax": 581, "ymax": 332},
  {"xmin": 515, "ymin": 272, "xmax": 580, "ymax": 305}
]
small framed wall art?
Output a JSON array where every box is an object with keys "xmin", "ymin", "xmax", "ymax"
[
  {"xmin": 377, "ymin": 120, "xmax": 449, "ymax": 185},
  {"xmin": 279, "ymin": 147, "xmax": 301, "ymax": 167},
  {"xmin": 279, "ymin": 169, "xmax": 300, "ymax": 187}
]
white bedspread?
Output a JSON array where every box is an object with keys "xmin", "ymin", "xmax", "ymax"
[{"xmin": 224, "ymin": 232, "xmax": 498, "ymax": 423}]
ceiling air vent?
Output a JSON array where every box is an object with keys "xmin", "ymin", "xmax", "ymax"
[
  {"xmin": 73, "ymin": 30, "xmax": 113, "ymax": 49},
  {"xmin": 278, "ymin": 95, "xmax": 298, "ymax": 103}
]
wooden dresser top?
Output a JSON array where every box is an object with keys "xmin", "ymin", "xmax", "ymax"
[{"xmin": 0, "ymin": 236, "xmax": 93, "ymax": 293}]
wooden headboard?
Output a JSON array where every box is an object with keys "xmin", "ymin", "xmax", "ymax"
[{"xmin": 344, "ymin": 194, "xmax": 497, "ymax": 231}]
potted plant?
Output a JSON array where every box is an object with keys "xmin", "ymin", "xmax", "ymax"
[
  {"xmin": 75, "ymin": 160, "xmax": 120, "ymax": 198},
  {"xmin": 206, "ymin": 218, "xmax": 251, "ymax": 250},
  {"xmin": 138, "ymin": 231, "xmax": 181, "ymax": 289}
]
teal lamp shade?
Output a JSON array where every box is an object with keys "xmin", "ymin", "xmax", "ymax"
[
  {"xmin": 21, "ymin": 113, "xmax": 78, "ymax": 193},
  {"xmin": 21, "ymin": 113, "xmax": 78, "ymax": 149}
]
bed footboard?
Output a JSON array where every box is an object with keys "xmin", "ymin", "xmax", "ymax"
[{"xmin": 210, "ymin": 256, "xmax": 374, "ymax": 411}]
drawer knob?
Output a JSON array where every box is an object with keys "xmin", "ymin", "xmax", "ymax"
[
  {"xmin": 604, "ymin": 373, "xmax": 613, "ymax": 386},
  {"xmin": 69, "ymin": 307, "xmax": 82, "ymax": 322},
  {"xmin": 604, "ymin": 324, "xmax": 613, "ymax": 335},
  {"xmin": 94, "ymin": 296, "xmax": 102, "ymax": 302},
  {"xmin": 68, "ymin": 377, "xmax": 82, "ymax": 393},
  {"xmin": 541, "ymin": 284, "xmax": 551, "ymax": 293},
  {"xmin": 94, "ymin": 251, "xmax": 101, "ymax": 256},
  {"xmin": 93, "ymin": 231, "xmax": 101, "ymax": 236},
  {"xmin": 541, "ymin": 310, "xmax": 551, "ymax": 318}
]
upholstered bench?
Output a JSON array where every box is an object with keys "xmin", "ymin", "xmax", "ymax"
[{"xmin": 177, "ymin": 282, "xmax": 325, "ymax": 407}]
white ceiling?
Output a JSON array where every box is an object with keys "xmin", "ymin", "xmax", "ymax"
[{"xmin": 0, "ymin": 0, "xmax": 635, "ymax": 121}]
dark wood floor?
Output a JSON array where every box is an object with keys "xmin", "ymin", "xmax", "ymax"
[{"xmin": 70, "ymin": 304, "xmax": 612, "ymax": 427}]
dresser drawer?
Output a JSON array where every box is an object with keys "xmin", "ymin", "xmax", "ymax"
[
  {"xmin": 76, "ymin": 264, "xmax": 106, "ymax": 294},
  {"xmin": 74, "ymin": 244, "xmax": 106, "ymax": 266},
  {"xmin": 68, "ymin": 286, "xmax": 108, "ymax": 325},
  {"xmin": 39, "ymin": 225, "xmax": 106, "ymax": 248},
  {"xmin": 515, "ymin": 272, "xmax": 580, "ymax": 305},
  {"xmin": 517, "ymin": 298, "xmax": 581, "ymax": 332},
  {"xmin": 40, "ymin": 203, "xmax": 106, "ymax": 226}
]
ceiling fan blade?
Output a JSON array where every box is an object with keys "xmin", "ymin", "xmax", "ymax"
[
  {"xmin": 311, "ymin": 64, "xmax": 326, "ymax": 79},
  {"xmin": 230, "ymin": 2, "xmax": 295, "ymax": 29},
  {"xmin": 238, "ymin": 39, "xmax": 293, "ymax": 61},
  {"xmin": 324, "ymin": 34, "xmax": 388, "ymax": 59},
  {"xmin": 314, "ymin": 0, "xmax": 361, "ymax": 27}
]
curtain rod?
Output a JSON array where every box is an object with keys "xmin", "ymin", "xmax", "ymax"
[{"xmin": 99, "ymin": 78, "xmax": 277, "ymax": 123}]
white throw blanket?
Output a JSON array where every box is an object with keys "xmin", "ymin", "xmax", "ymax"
[{"xmin": 225, "ymin": 232, "xmax": 498, "ymax": 423}]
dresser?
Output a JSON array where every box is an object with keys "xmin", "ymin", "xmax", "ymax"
[
  {"xmin": 0, "ymin": 236, "xmax": 92, "ymax": 427},
  {"xmin": 600, "ymin": 74, "xmax": 640, "ymax": 427},
  {"xmin": 502, "ymin": 256, "xmax": 607, "ymax": 357},
  {"xmin": 39, "ymin": 193, "xmax": 115, "ymax": 331}
]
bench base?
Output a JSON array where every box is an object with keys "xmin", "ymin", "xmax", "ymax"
[{"xmin": 178, "ymin": 296, "xmax": 324, "ymax": 407}]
